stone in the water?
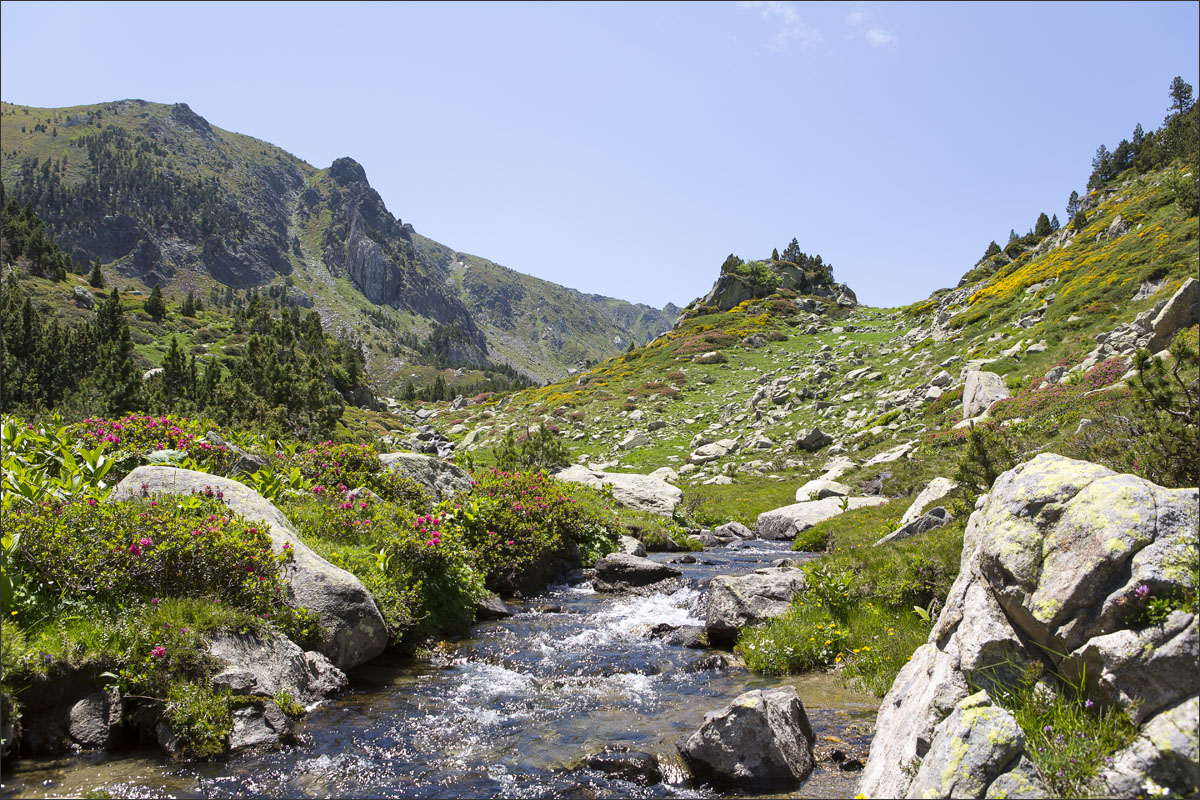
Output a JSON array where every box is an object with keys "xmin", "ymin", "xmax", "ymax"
[
  {"xmin": 591, "ymin": 552, "xmax": 682, "ymax": 593},
  {"xmin": 586, "ymin": 746, "xmax": 662, "ymax": 786},
  {"xmin": 678, "ymin": 686, "xmax": 815, "ymax": 790}
]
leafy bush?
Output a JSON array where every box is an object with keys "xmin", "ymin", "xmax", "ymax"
[
  {"xmin": 493, "ymin": 424, "xmax": 570, "ymax": 472},
  {"xmin": 282, "ymin": 441, "xmax": 430, "ymax": 507},
  {"xmin": 4, "ymin": 495, "xmax": 293, "ymax": 620},
  {"xmin": 282, "ymin": 491, "xmax": 483, "ymax": 644},
  {"xmin": 444, "ymin": 469, "xmax": 620, "ymax": 587}
]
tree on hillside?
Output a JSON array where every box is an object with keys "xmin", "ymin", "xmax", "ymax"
[
  {"xmin": 771, "ymin": 248, "xmax": 780, "ymax": 261},
  {"xmin": 88, "ymin": 258, "xmax": 105, "ymax": 288},
  {"xmin": 1066, "ymin": 190, "xmax": 1080, "ymax": 218},
  {"xmin": 145, "ymin": 283, "xmax": 166, "ymax": 321},
  {"xmin": 1169, "ymin": 76, "xmax": 1195, "ymax": 116},
  {"xmin": 1050, "ymin": 214, "xmax": 1060, "ymax": 232},
  {"xmin": 1008, "ymin": 229, "xmax": 1018, "ymax": 243},
  {"xmin": 781, "ymin": 237, "xmax": 802, "ymax": 264},
  {"xmin": 181, "ymin": 291, "xmax": 196, "ymax": 317},
  {"xmin": 720, "ymin": 253, "xmax": 744, "ymax": 274},
  {"xmin": 982, "ymin": 241, "xmax": 1001, "ymax": 260},
  {"xmin": 1034, "ymin": 213, "xmax": 1053, "ymax": 237}
]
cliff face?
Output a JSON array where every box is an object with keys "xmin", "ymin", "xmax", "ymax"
[{"xmin": 1, "ymin": 100, "xmax": 675, "ymax": 384}]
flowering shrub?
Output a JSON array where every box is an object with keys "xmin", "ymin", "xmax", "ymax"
[
  {"xmin": 439, "ymin": 469, "xmax": 620, "ymax": 589},
  {"xmin": 282, "ymin": 490, "xmax": 484, "ymax": 643},
  {"xmin": 282, "ymin": 441, "xmax": 430, "ymax": 508},
  {"xmin": 71, "ymin": 414, "xmax": 230, "ymax": 466},
  {"xmin": 5, "ymin": 495, "xmax": 292, "ymax": 616}
]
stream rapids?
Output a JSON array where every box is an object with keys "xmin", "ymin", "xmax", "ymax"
[{"xmin": 1, "ymin": 540, "xmax": 878, "ymax": 799}]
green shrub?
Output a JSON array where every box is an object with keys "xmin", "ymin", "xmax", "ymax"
[
  {"xmin": 163, "ymin": 682, "xmax": 233, "ymax": 760},
  {"xmin": 283, "ymin": 441, "xmax": 430, "ymax": 507},
  {"xmin": 493, "ymin": 424, "xmax": 570, "ymax": 472},
  {"xmin": 5, "ymin": 496, "xmax": 292, "ymax": 620},
  {"xmin": 618, "ymin": 509, "xmax": 701, "ymax": 552},
  {"xmin": 444, "ymin": 469, "xmax": 620, "ymax": 585},
  {"xmin": 282, "ymin": 491, "xmax": 484, "ymax": 644}
]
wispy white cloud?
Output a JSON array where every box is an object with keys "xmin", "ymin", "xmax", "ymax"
[
  {"xmin": 845, "ymin": 7, "xmax": 897, "ymax": 48},
  {"xmin": 864, "ymin": 27, "xmax": 896, "ymax": 47},
  {"xmin": 737, "ymin": 1, "xmax": 822, "ymax": 50}
]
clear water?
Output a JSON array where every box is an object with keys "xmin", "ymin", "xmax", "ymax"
[{"xmin": 0, "ymin": 542, "xmax": 878, "ymax": 799}]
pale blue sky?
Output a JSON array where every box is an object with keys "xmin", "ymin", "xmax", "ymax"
[{"xmin": 1, "ymin": 1, "xmax": 1197, "ymax": 308}]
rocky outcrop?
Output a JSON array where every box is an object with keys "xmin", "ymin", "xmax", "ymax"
[
  {"xmin": 857, "ymin": 454, "xmax": 1199, "ymax": 799},
  {"xmin": 205, "ymin": 430, "xmax": 267, "ymax": 476},
  {"xmin": 705, "ymin": 566, "xmax": 806, "ymax": 646},
  {"xmin": 618, "ymin": 535, "xmax": 648, "ymax": 557},
  {"xmin": 962, "ymin": 370, "xmax": 1010, "ymax": 417},
  {"xmin": 112, "ymin": 467, "xmax": 388, "ymax": 671},
  {"xmin": 756, "ymin": 496, "xmax": 887, "ymax": 541},
  {"xmin": 794, "ymin": 479, "xmax": 852, "ymax": 502},
  {"xmin": 207, "ymin": 631, "xmax": 347, "ymax": 705},
  {"xmin": 591, "ymin": 553, "xmax": 682, "ymax": 593},
  {"xmin": 1146, "ymin": 276, "xmax": 1198, "ymax": 352},
  {"xmin": 552, "ymin": 465, "xmax": 682, "ymax": 516},
  {"xmin": 874, "ymin": 506, "xmax": 952, "ymax": 546},
  {"xmin": 379, "ymin": 452, "xmax": 470, "ymax": 503},
  {"xmin": 679, "ymin": 686, "xmax": 815, "ymax": 789}
]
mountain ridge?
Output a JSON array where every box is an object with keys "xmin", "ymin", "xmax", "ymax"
[{"xmin": 0, "ymin": 99, "xmax": 677, "ymax": 386}]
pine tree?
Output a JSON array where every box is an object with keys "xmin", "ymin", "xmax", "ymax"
[
  {"xmin": 181, "ymin": 291, "xmax": 196, "ymax": 317},
  {"xmin": 1168, "ymin": 76, "xmax": 1195, "ymax": 116},
  {"xmin": 1066, "ymin": 190, "xmax": 1080, "ymax": 218},
  {"xmin": 1008, "ymin": 229, "xmax": 1018, "ymax": 243},
  {"xmin": 1034, "ymin": 212, "xmax": 1052, "ymax": 237},
  {"xmin": 1050, "ymin": 214, "xmax": 1060, "ymax": 232},
  {"xmin": 771, "ymin": 248, "xmax": 780, "ymax": 261},
  {"xmin": 781, "ymin": 237, "xmax": 802, "ymax": 264},
  {"xmin": 144, "ymin": 283, "xmax": 166, "ymax": 321},
  {"xmin": 88, "ymin": 259, "xmax": 105, "ymax": 288},
  {"xmin": 982, "ymin": 241, "xmax": 1001, "ymax": 260}
]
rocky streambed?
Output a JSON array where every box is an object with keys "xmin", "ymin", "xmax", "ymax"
[{"xmin": 0, "ymin": 540, "xmax": 878, "ymax": 799}]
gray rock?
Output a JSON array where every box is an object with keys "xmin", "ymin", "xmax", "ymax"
[
  {"xmin": 679, "ymin": 686, "xmax": 815, "ymax": 789},
  {"xmin": 897, "ymin": 477, "xmax": 957, "ymax": 528},
  {"xmin": 228, "ymin": 699, "xmax": 293, "ymax": 754},
  {"xmin": 618, "ymin": 534, "xmax": 648, "ymax": 557},
  {"xmin": 112, "ymin": 467, "xmax": 388, "ymax": 671},
  {"xmin": 874, "ymin": 507, "xmax": 952, "ymax": 546},
  {"xmin": 592, "ymin": 553, "xmax": 682, "ymax": 593},
  {"xmin": 795, "ymin": 427, "xmax": 833, "ymax": 451},
  {"xmin": 379, "ymin": 452, "xmax": 470, "ymax": 503},
  {"xmin": 862, "ymin": 440, "xmax": 914, "ymax": 466},
  {"xmin": 688, "ymin": 439, "xmax": 737, "ymax": 465},
  {"xmin": 208, "ymin": 630, "xmax": 347, "ymax": 705},
  {"xmin": 1147, "ymin": 277, "xmax": 1198, "ymax": 352},
  {"xmin": 67, "ymin": 687, "xmax": 123, "ymax": 750},
  {"xmin": 553, "ymin": 465, "xmax": 682, "ymax": 515},
  {"xmin": 72, "ymin": 286, "xmax": 95, "ymax": 309},
  {"xmin": 587, "ymin": 747, "xmax": 662, "ymax": 785},
  {"xmin": 714, "ymin": 521, "xmax": 752, "ymax": 541},
  {"xmin": 755, "ymin": 496, "xmax": 887, "ymax": 541},
  {"xmin": 619, "ymin": 431, "xmax": 649, "ymax": 450},
  {"xmin": 1096, "ymin": 696, "xmax": 1199, "ymax": 798},
  {"xmin": 475, "ymin": 592, "xmax": 517, "ymax": 620},
  {"xmin": 963, "ymin": 371, "xmax": 1011, "ymax": 417},
  {"xmin": 794, "ymin": 479, "xmax": 852, "ymax": 503},
  {"xmin": 906, "ymin": 691, "xmax": 1026, "ymax": 799},
  {"xmin": 705, "ymin": 567, "xmax": 806, "ymax": 646},
  {"xmin": 205, "ymin": 430, "xmax": 267, "ymax": 476}
]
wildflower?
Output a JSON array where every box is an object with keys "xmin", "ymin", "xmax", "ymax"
[
  {"xmin": 151, "ymin": 597, "xmax": 160, "ymax": 605},
  {"xmin": 1085, "ymin": 699, "xmax": 1094, "ymax": 708},
  {"xmin": 129, "ymin": 544, "xmax": 143, "ymax": 556},
  {"xmin": 139, "ymin": 537, "xmax": 153, "ymax": 547}
]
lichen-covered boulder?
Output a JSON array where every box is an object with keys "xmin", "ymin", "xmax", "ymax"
[
  {"xmin": 705, "ymin": 567, "xmax": 806, "ymax": 646},
  {"xmin": 857, "ymin": 454, "xmax": 1199, "ymax": 799},
  {"xmin": 113, "ymin": 467, "xmax": 388, "ymax": 671},
  {"xmin": 905, "ymin": 691, "xmax": 1038, "ymax": 799},
  {"xmin": 378, "ymin": 451, "xmax": 470, "ymax": 502},
  {"xmin": 678, "ymin": 686, "xmax": 815, "ymax": 789},
  {"xmin": 1096, "ymin": 696, "xmax": 1199, "ymax": 797}
]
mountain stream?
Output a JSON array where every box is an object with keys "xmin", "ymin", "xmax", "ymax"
[{"xmin": 2, "ymin": 541, "xmax": 878, "ymax": 799}]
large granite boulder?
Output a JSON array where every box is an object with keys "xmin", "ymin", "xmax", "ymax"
[
  {"xmin": 553, "ymin": 465, "xmax": 682, "ymax": 515},
  {"xmin": 794, "ymin": 478, "xmax": 852, "ymax": 503},
  {"xmin": 1147, "ymin": 276, "xmax": 1198, "ymax": 352},
  {"xmin": 113, "ymin": 467, "xmax": 388, "ymax": 671},
  {"xmin": 857, "ymin": 454, "xmax": 1199, "ymax": 799},
  {"xmin": 705, "ymin": 567, "xmax": 806, "ymax": 646},
  {"xmin": 962, "ymin": 370, "xmax": 1010, "ymax": 417},
  {"xmin": 679, "ymin": 686, "xmax": 815, "ymax": 789},
  {"xmin": 592, "ymin": 553, "xmax": 682, "ymax": 593},
  {"xmin": 379, "ymin": 452, "xmax": 470, "ymax": 502},
  {"xmin": 756, "ymin": 496, "xmax": 887, "ymax": 541},
  {"xmin": 1096, "ymin": 696, "xmax": 1200, "ymax": 797}
]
